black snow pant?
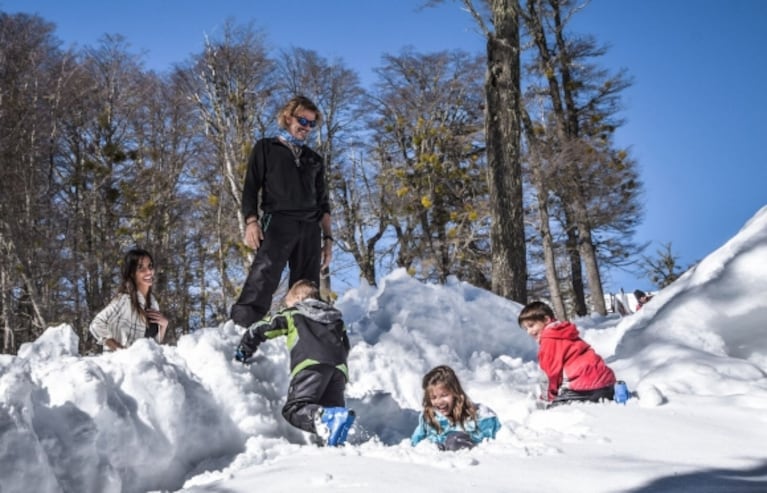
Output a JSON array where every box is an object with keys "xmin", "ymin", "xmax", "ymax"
[
  {"xmin": 230, "ymin": 213, "xmax": 321, "ymax": 327},
  {"xmin": 282, "ymin": 364, "xmax": 347, "ymax": 433},
  {"xmin": 550, "ymin": 385, "xmax": 615, "ymax": 407}
]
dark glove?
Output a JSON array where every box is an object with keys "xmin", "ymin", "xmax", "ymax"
[
  {"xmin": 234, "ymin": 344, "xmax": 254, "ymax": 363},
  {"xmin": 234, "ymin": 329, "xmax": 262, "ymax": 363}
]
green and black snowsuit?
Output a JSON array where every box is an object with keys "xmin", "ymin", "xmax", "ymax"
[{"xmin": 240, "ymin": 298, "xmax": 349, "ymax": 433}]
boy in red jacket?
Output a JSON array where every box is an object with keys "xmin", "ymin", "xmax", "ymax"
[{"xmin": 518, "ymin": 301, "xmax": 616, "ymax": 406}]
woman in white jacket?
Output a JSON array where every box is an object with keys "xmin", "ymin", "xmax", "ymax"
[{"xmin": 90, "ymin": 248, "xmax": 169, "ymax": 351}]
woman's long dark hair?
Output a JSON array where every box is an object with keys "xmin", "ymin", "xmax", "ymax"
[
  {"xmin": 421, "ymin": 365, "xmax": 477, "ymax": 433},
  {"xmin": 117, "ymin": 248, "xmax": 154, "ymax": 322}
]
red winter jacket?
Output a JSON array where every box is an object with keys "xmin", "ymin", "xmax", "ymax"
[{"xmin": 538, "ymin": 320, "xmax": 616, "ymax": 401}]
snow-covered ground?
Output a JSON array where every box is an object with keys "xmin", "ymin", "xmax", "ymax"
[{"xmin": 2, "ymin": 206, "xmax": 767, "ymax": 493}]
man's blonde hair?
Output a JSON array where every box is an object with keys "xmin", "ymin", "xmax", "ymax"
[{"xmin": 278, "ymin": 95, "xmax": 322, "ymax": 129}]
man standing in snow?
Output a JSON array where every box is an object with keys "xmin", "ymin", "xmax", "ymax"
[{"xmin": 230, "ymin": 95, "xmax": 333, "ymax": 329}]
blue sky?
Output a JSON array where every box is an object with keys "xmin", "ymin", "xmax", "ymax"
[{"xmin": 4, "ymin": 0, "xmax": 766, "ymax": 296}]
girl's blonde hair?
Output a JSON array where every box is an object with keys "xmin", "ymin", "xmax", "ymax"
[{"xmin": 421, "ymin": 365, "xmax": 477, "ymax": 433}]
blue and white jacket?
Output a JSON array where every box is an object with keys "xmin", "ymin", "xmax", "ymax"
[{"xmin": 410, "ymin": 403, "xmax": 501, "ymax": 447}]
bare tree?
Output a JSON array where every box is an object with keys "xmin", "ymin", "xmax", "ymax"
[
  {"xmin": 53, "ymin": 34, "xmax": 153, "ymax": 349},
  {"xmin": 1, "ymin": 266, "xmax": 11, "ymax": 352},
  {"xmin": 521, "ymin": 108, "xmax": 567, "ymax": 318},
  {"xmin": 522, "ymin": 0, "xmax": 637, "ymax": 315},
  {"xmin": 1, "ymin": 13, "xmax": 210, "ymax": 352},
  {"xmin": 180, "ymin": 20, "xmax": 277, "ymax": 312},
  {"xmin": 0, "ymin": 12, "xmax": 64, "ymax": 346},
  {"xmin": 125, "ymin": 70, "xmax": 206, "ymax": 337},
  {"xmin": 335, "ymin": 145, "xmax": 390, "ymax": 286},
  {"xmin": 642, "ymin": 242, "xmax": 686, "ymax": 289}
]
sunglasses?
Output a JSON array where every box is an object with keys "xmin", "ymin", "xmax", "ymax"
[{"xmin": 294, "ymin": 116, "xmax": 317, "ymax": 128}]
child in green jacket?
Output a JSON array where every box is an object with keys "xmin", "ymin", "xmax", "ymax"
[{"xmin": 235, "ymin": 280, "xmax": 355, "ymax": 446}]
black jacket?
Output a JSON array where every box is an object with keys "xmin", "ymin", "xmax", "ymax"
[
  {"xmin": 242, "ymin": 298, "xmax": 350, "ymax": 379},
  {"xmin": 241, "ymin": 138, "xmax": 329, "ymax": 221}
]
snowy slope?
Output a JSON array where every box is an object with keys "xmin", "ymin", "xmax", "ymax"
[{"xmin": 2, "ymin": 207, "xmax": 767, "ymax": 493}]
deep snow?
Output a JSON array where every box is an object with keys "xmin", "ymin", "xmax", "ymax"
[{"xmin": 2, "ymin": 206, "xmax": 767, "ymax": 493}]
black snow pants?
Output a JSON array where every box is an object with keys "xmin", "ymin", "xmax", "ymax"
[
  {"xmin": 282, "ymin": 364, "xmax": 346, "ymax": 433},
  {"xmin": 550, "ymin": 385, "xmax": 615, "ymax": 407},
  {"xmin": 230, "ymin": 213, "xmax": 321, "ymax": 327}
]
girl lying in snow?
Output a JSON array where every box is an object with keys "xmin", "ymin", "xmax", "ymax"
[{"xmin": 411, "ymin": 365, "xmax": 501, "ymax": 450}]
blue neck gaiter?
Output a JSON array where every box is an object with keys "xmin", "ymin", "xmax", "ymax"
[{"xmin": 279, "ymin": 131, "xmax": 304, "ymax": 147}]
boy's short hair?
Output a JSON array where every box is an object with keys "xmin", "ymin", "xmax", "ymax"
[
  {"xmin": 517, "ymin": 301, "xmax": 555, "ymax": 327},
  {"xmin": 288, "ymin": 279, "xmax": 320, "ymax": 303}
]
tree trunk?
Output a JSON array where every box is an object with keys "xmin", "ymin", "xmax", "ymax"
[
  {"xmin": 550, "ymin": 1, "xmax": 606, "ymax": 315},
  {"xmin": 197, "ymin": 238, "xmax": 209, "ymax": 327},
  {"xmin": 524, "ymin": 0, "xmax": 608, "ymax": 315},
  {"xmin": 485, "ymin": 0, "xmax": 527, "ymax": 303},
  {"xmin": 572, "ymin": 200, "xmax": 607, "ymax": 315},
  {"xmin": 1, "ymin": 267, "xmax": 13, "ymax": 354},
  {"xmin": 521, "ymin": 110, "xmax": 566, "ymax": 318},
  {"xmin": 216, "ymin": 196, "xmax": 234, "ymax": 315},
  {"xmin": 565, "ymin": 225, "xmax": 588, "ymax": 316}
]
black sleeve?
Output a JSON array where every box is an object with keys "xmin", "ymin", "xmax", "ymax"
[
  {"xmin": 242, "ymin": 139, "xmax": 266, "ymax": 219},
  {"xmin": 250, "ymin": 311, "xmax": 292, "ymax": 342}
]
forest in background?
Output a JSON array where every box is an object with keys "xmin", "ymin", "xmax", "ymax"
[{"xmin": 0, "ymin": 1, "xmax": 650, "ymax": 354}]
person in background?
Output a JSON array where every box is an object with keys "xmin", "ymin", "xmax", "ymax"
[
  {"xmin": 230, "ymin": 95, "xmax": 333, "ymax": 329},
  {"xmin": 518, "ymin": 301, "xmax": 616, "ymax": 406},
  {"xmin": 90, "ymin": 248, "xmax": 168, "ymax": 351},
  {"xmin": 634, "ymin": 289, "xmax": 653, "ymax": 311},
  {"xmin": 234, "ymin": 280, "xmax": 354, "ymax": 447},
  {"xmin": 411, "ymin": 365, "xmax": 501, "ymax": 451}
]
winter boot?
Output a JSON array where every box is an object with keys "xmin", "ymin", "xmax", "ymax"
[
  {"xmin": 336, "ymin": 410, "xmax": 356, "ymax": 445},
  {"xmin": 315, "ymin": 407, "xmax": 353, "ymax": 446},
  {"xmin": 314, "ymin": 407, "xmax": 330, "ymax": 444}
]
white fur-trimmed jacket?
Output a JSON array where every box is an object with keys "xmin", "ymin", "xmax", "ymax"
[{"xmin": 89, "ymin": 292, "xmax": 159, "ymax": 349}]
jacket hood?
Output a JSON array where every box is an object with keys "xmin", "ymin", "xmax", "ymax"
[
  {"xmin": 293, "ymin": 298, "xmax": 343, "ymax": 324},
  {"xmin": 539, "ymin": 320, "xmax": 580, "ymax": 341}
]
